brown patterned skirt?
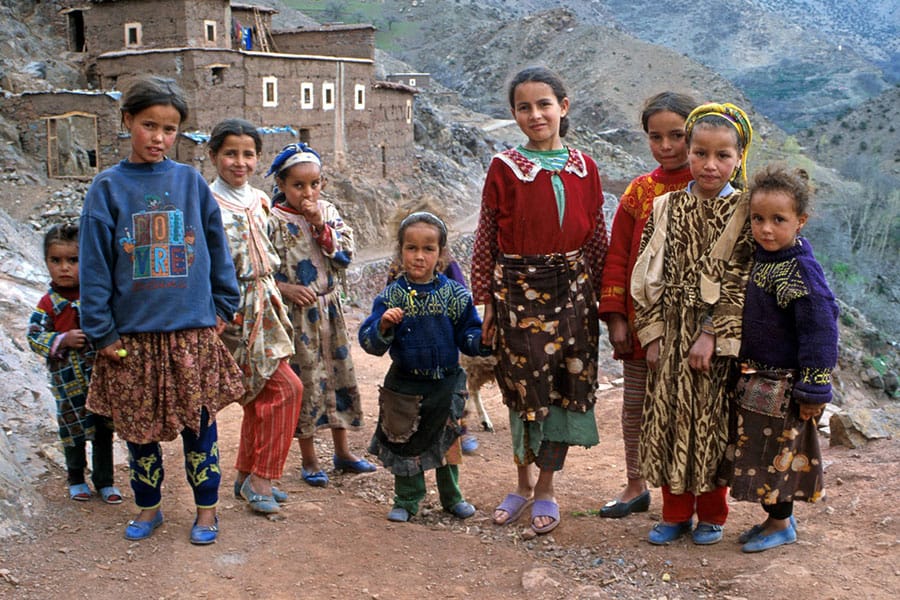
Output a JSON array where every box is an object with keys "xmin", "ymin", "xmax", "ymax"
[
  {"xmin": 492, "ymin": 251, "xmax": 599, "ymax": 420},
  {"xmin": 86, "ymin": 328, "xmax": 244, "ymax": 444},
  {"xmin": 722, "ymin": 370, "xmax": 825, "ymax": 503}
]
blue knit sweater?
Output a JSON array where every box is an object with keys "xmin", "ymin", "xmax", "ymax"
[
  {"xmin": 79, "ymin": 159, "xmax": 239, "ymax": 348},
  {"xmin": 739, "ymin": 238, "xmax": 839, "ymax": 404},
  {"xmin": 358, "ymin": 273, "xmax": 488, "ymax": 379}
]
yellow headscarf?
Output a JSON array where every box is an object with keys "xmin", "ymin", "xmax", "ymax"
[{"xmin": 685, "ymin": 102, "xmax": 753, "ymax": 188}]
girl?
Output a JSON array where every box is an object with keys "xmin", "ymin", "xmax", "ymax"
[
  {"xmin": 207, "ymin": 119, "xmax": 303, "ymax": 515},
  {"xmin": 267, "ymin": 143, "xmax": 375, "ymax": 487},
  {"xmin": 359, "ymin": 212, "xmax": 489, "ymax": 522},
  {"xmin": 632, "ymin": 102, "xmax": 755, "ymax": 545},
  {"xmin": 598, "ymin": 91, "xmax": 698, "ymax": 518},
  {"xmin": 27, "ymin": 223, "xmax": 122, "ymax": 505},
  {"xmin": 79, "ymin": 76, "xmax": 244, "ymax": 545},
  {"xmin": 728, "ymin": 165, "xmax": 838, "ymax": 552},
  {"xmin": 471, "ymin": 66, "xmax": 608, "ymax": 535}
]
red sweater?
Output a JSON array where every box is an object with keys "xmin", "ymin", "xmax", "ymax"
[
  {"xmin": 598, "ymin": 165, "xmax": 692, "ymax": 359},
  {"xmin": 471, "ymin": 147, "xmax": 608, "ymax": 304}
]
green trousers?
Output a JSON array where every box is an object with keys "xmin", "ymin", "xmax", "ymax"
[{"xmin": 393, "ymin": 464, "xmax": 463, "ymax": 515}]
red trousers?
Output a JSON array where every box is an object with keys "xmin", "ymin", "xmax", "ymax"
[
  {"xmin": 661, "ymin": 485, "xmax": 729, "ymax": 525},
  {"xmin": 234, "ymin": 360, "xmax": 302, "ymax": 480}
]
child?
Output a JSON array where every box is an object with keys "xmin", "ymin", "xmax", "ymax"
[
  {"xmin": 728, "ymin": 165, "xmax": 839, "ymax": 552},
  {"xmin": 598, "ymin": 91, "xmax": 698, "ymax": 518},
  {"xmin": 359, "ymin": 211, "xmax": 489, "ymax": 522},
  {"xmin": 27, "ymin": 223, "xmax": 122, "ymax": 505},
  {"xmin": 471, "ymin": 66, "xmax": 608, "ymax": 535},
  {"xmin": 632, "ymin": 102, "xmax": 755, "ymax": 545},
  {"xmin": 267, "ymin": 143, "xmax": 375, "ymax": 487},
  {"xmin": 207, "ymin": 119, "xmax": 303, "ymax": 514},
  {"xmin": 79, "ymin": 76, "xmax": 244, "ymax": 545}
]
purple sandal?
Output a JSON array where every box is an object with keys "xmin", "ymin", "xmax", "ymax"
[
  {"xmin": 530, "ymin": 499, "xmax": 560, "ymax": 534},
  {"xmin": 493, "ymin": 493, "xmax": 531, "ymax": 525}
]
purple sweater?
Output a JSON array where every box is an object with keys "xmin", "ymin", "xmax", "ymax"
[{"xmin": 739, "ymin": 237, "xmax": 839, "ymax": 404}]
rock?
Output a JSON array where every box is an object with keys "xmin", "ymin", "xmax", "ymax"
[
  {"xmin": 883, "ymin": 371, "xmax": 898, "ymax": 395},
  {"xmin": 521, "ymin": 567, "xmax": 560, "ymax": 592}
]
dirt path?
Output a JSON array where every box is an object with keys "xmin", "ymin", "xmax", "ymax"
[{"xmin": 1, "ymin": 317, "xmax": 898, "ymax": 599}]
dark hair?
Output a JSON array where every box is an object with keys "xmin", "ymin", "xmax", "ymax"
[
  {"xmin": 120, "ymin": 75, "xmax": 189, "ymax": 124},
  {"xmin": 43, "ymin": 222, "xmax": 79, "ymax": 259},
  {"xmin": 640, "ymin": 91, "xmax": 699, "ymax": 132},
  {"xmin": 749, "ymin": 164, "xmax": 813, "ymax": 215},
  {"xmin": 397, "ymin": 211, "xmax": 448, "ymax": 250},
  {"xmin": 507, "ymin": 66, "xmax": 570, "ymax": 137},
  {"xmin": 208, "ymin": 118, "xmax": 263, "ymax": 154}
]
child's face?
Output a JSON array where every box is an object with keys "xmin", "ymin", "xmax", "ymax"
[
  {"xmin": 688, "ymin": 125, "xmax": 741, "ymax": 199},
  {"xmin": 210, "ymin": 134, "xmax": 259, "ymax": 188},
  {"xmin": 401, "ymin": 222, "xmax": 442, "ymax": 284},
  {"xmin": 278, "ymin": 162, "xmax": 324, "ymax": 213},
  {"xmin": 46, "ymin": 241, "xmax": 79, "ymax": 288},
  {"xmin": 123, "ymin": 104, "xmax": 181, "ymax": 164},
  {"xmin": 511, "ymin": 81, "xmax": 569, "ymax": 151},
  {"xmin": 750, "ymin": 189, "xmax": 807, "ymax": 252},
  {"xmin": 646, "ymin": 110, "xmax": 689, "ymax": 172}
]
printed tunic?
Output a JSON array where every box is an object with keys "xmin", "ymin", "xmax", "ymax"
[
  {"xmin": 211, "ymin": 178, "xmax": 294, "ymax": 404},
  {"xmin": 634, "ymin": 185, "xmax": 754, "ymax": 494},
  {"xmin": 268, "ymin": 198, "xmax": 363, "ymax": 435}
]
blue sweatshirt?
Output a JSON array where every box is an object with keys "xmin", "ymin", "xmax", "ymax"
[
  {"xmin": 79, "ymin": 158, "xmax": 239, "ymax": 348},
  {"xmin": 358, "ymin": 273, "xmax": 488, "ymax": 379}
]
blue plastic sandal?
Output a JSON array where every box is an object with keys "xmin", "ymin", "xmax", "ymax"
[
  {"xmin": 447, "ymin": 501, "xmax": 476, "ymax": 519},
  {"xmin": 461, "ymin": 435, "xmax": 479, "ymax": 454},
  {"xmin": 741, "ymin": 525, "xmax": 797, "ymax": 552},
  {"xmin": 99, "ymin": 486, "xmax": 123, "ymax": 505},
  {"xmin": 240, "ymin": 478, "xmax": 280, "ymax": 514},
  {"xmin": 692, "ymin": 522, "xmax": 724, "ymax": 545},
  {"xmin": 124, "ymin": 510, "xmax": 164, "ymax": 541},
  {"xmin": 648, "ymin": 520, "xmax": 692, "ymax": 545},
  {"xmin": 738, "ymin": 515, "xmax": 797, "ymax": 544},
  {"xmin": 387, "ymin": 507, "xmax": 410, "ymax": 522},
  {"xmin": 233, "ymin": 479, "xmax": 288, "ymax": 503},
  {"xmin": 69, "ymin": 482, "xmax": 92, "ymax": 501},
  {"xmin": 332, "ymin": 455, "xmax": 377, "ymax": 474},
  {"xmin": 301, "ymin": 467, "xmax": 330, "ymax": 487},
  {"xmin": 190, "ymin": 516, "xmax": 219, "ymax": 545}
]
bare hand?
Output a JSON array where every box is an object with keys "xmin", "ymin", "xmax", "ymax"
[
  {"xmin": 215, "ymin": 316, "xmax": 227, "ymax": 335},
  {"xmin": 606, "ymin": 313, "xmax": 632, "ymax": 355},
  {"xmin": 300, "ymin": 200, "xmax": 324, "ymax": 229},
  {"xmin": 380, "ymin": 307, "xmax": 404, "ymax": 334},
  {"xmin": 481, "ymin": 303, "xmax": 496, "ymax": 347},
  {"xmin": 279, "ymin": 282, "xmax": 317, "ymax": 307},
  {"xmin": 688, "ymin": 332, "xmax": 715, "ymax": 372},
  {"xmin": 799, "ymin": 402, "xmax": 824, "ymax": 421},
  {"xmin": 646, "ymin": 338, "xmax": 661, "ymax": 371},
  {"xmin": 60, "ymin": 328, "xmax": 87, "ymax": 350},
  {"xmin": 98, "ymin": 340, "xmax": 125, "ymax": 363}
]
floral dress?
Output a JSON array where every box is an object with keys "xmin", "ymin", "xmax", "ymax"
[{"xmin": 268, "ymin": 198, "xmax": 363, "ymax": 436}]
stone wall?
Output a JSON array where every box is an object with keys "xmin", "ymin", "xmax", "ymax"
[{"xmin": 270, "ymin": 26, "xmax": 375, "ymax": 61}]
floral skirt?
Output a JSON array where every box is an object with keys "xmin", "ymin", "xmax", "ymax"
[
  {"xmin": 492, "ymin": 251, "xmax": 599, "ymax": 420},
  {"xmin": 86, "ymin": 328, "xmax": 244, "ymax": 444}
]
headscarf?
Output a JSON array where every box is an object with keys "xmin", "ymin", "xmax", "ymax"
[
  {"xmin": 685, "ymin": 102, "xmax": 753, "ymax": 188},
  {"xmin": 265, "ymin": 142, "xmax": 322, "ymax": 178}
]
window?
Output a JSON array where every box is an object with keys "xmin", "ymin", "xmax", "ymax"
[
  {"xmin": 299, "ymin": 128, "xmax": 311, "ymax": 145},
  {"xmin": 405, "ymin": 99, "xmax": 412, "ymax": 124},
  {"xmin": 354, "ymin": 84, "xmax": 366, "ymax": 110},
  {"xmin": 204, "ymin": 20, "xmax": 216, "ymax": 44},
  {"xmin": 263, "ymin": 76, "xmax": 278, "ymax": 107},
  {"xmin": 300, "ymin": 82, "xmax": 314, "ymax": 109},
  {"xmin": 210, "ymin": 66, "xmax": 226, "ymax": 86},
  {"xmin": 322, "ymin": 82, "xmax": 335, "ymax": 111},
  {"xmin": 125, "ymin": 22, "xmax": 142, "ymax": 47},
  {"xmin": 408, "ymin": 78, "xmax": 416, "ymax": 87},
  {"xmin": 66, "ymin": 10, "xmax": 85, "ymax": 52},
  {"xmin": 45, "ymin": 112, "xmax": 99, "ymax": 178}
]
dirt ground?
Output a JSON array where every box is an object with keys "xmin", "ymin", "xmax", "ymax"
[{"xmin": 1, "ymin": 314, "xmax": 898, "ymax": 600}]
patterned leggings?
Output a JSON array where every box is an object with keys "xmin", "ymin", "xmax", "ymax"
[
  {"xmin": 127, "ymin": 408, "xmax": 220, "ymax": 509},
  {"xmin": 621, "ymin": 359, "xmax": 648, "ymax": 480}
]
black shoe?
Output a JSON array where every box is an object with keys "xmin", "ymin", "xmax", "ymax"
[{"xmin": 599, "ymin": 490, "xmax": 651, "ymax": 518}]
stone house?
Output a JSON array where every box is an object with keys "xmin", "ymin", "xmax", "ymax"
[{"xmin": 2, "ymin": 0, "xmax": 417, "ymax": 184}]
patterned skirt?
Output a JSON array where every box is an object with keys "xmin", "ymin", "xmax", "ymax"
[
  {"xmin": 492, "ymin": 251, "xmax": 599, "ymax": 421},
  {"xmin": 86, "ymin": 328, "xmax": 244, "ymax": 444},
  {"xmin": 721, "ymin": 370, "xmax": 825, "ymax": 503}
]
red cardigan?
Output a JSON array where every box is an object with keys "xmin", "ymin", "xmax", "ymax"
[
  {"xmin": 471, "ymin": 147, "xmax": 608, "ymax": 305},
  {"xmin": 598, "ymin": 165, "xmax": 692, "ymax": 359}
]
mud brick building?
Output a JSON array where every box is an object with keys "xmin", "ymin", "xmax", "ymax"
[{"xmin": 2, "ymin": 0, "xmax": 417, "ymax": 184}]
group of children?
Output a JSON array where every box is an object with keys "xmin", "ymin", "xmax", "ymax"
[{"xmin": 27, "ymin": 68, "xmax": 838, "ymax": 554}]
